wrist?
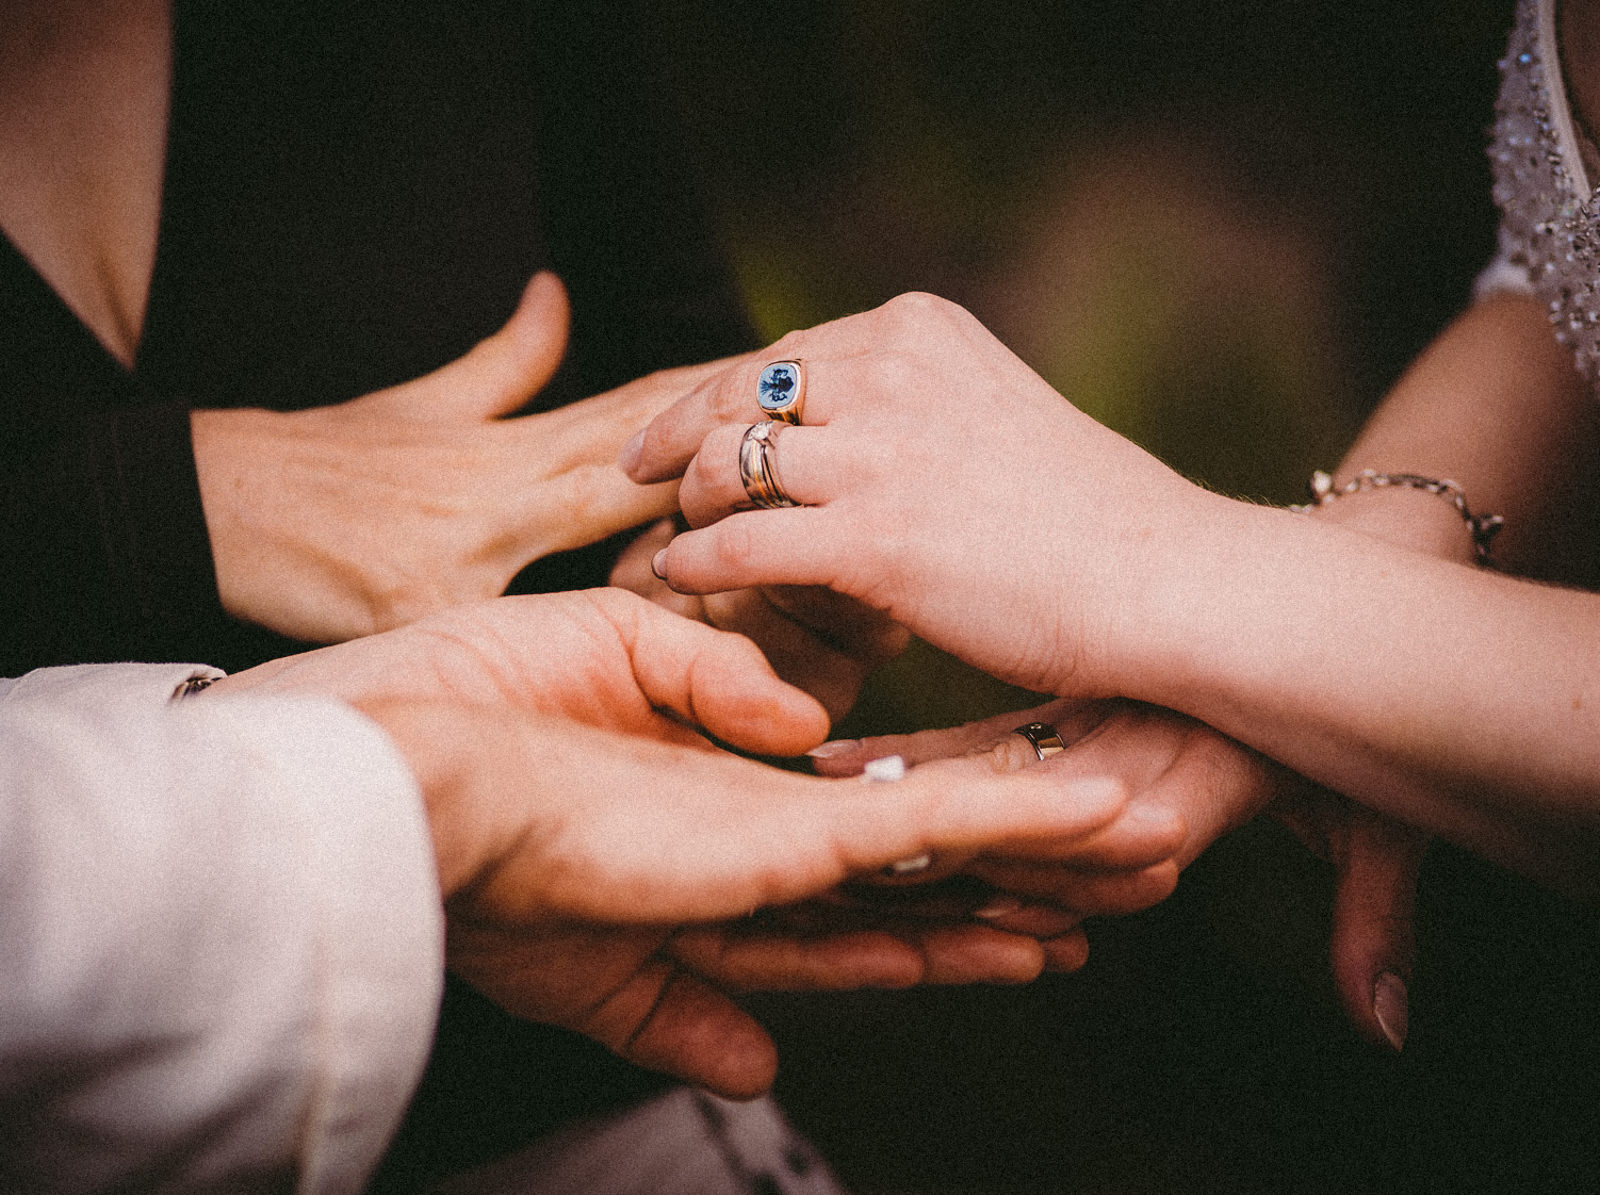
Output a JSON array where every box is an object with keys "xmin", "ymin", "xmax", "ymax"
[
  {"xmin": 1298, "ymin": 470, "xmax": 1495, "ymax": 566},
  {"xmin": 1087, "ymin": 481, "xmax": 1244, "ymax": 703},
  {"xmin": 353, "ymin": 695, "xmax": 510, "ymax": 900}
]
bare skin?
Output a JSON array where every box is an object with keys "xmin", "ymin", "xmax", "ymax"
[{"xmin": 0, "ymin": 0, "xmax": 170, "ymax": 368}]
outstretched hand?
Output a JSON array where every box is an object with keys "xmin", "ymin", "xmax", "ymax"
[
  {"xmin": 194, "ymin": 273, "xmax": 736, "ymax": 644},
  {"xmin": 210, "ymin": 590, "xmax": 1130, "ymax": 1095},
  {"xmin": 812, "ymin": 698, "xmax": 1424, "ymax": 1051}
]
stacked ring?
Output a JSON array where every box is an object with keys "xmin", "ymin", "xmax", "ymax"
[
  {"xmin": 757, "ymin": 359, "xmax": 806, "ymax": 424},
  {"xmin": 738, "ymin": 421, "xmax": 798, "ymax": 508}
]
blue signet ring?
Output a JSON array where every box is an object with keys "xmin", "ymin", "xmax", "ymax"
[{"xmin": 757, "ymin": 359, "xmax": 806, "ymax": 424}]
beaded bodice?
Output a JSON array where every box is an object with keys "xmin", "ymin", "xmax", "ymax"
[{"xmin": 1489, "ymin": 0, "xmax": 1600, "ymax": 381}]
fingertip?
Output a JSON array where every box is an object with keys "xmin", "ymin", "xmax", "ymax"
[
  {"xmin": 703, "ymin": 671, "xmax": 831, "ymax": 757},
  {"xmin": 697, "ymin": 1039, "xmax": 780, "ymax": 1101},
  {"xmin": 806, "ymin": 738, "xmax": 866, "ymax": 776},
  {"xmin": 1373, "ymin": 970, "xmax": 1409, "ymax": 1052},
  {"xmin": 1042, "ymin": 929, "xmax": 1091, "ymax": 973},
  {"xmin": 921, "ymin": 927, "xmax": 1045, "ymax": 985},
  {"xmin": 620, "ymin": 429, "xmax": 646, "ymax": 478},
  {"xmin": 523, "ymin": 268, "xmax": 566, "ymax": 308}
]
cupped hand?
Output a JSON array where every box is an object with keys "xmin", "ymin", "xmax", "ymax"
[
  {"xmin": 210, "ymin": 589, "xmax": 1129, "ymax": 1095},
  {"xmin": 813, "ymin": 697, "xmax": 1425, "ymax": 1050},
  {"xmin": 610, "ymin": 518, "xmax": 910, "ymax": 722},
  {"xmin": 622, "ymin": 292, "xmax": 1205, "ymax": 698},
  {"xmin": 193, "ymin": 272, "xmax": 740, "ymax": 644}
]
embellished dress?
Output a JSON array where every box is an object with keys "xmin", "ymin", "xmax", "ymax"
[{"xmin": 1484, "ymin": 0, "xmax": 1600, "ymax": 380}]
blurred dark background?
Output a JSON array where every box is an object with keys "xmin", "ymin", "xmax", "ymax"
[{"xmin": 636, "ymin": 3, "xmax": 1599, "ymax": 1193}]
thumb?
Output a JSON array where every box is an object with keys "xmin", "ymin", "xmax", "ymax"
[
  {"xmin": 606, "ymin": 590, "xmax": 832, "ymax": 756},
  {"xmin": 1328, "ymin": 810, "xmax": 1428, "ymax": 1052},
  {"xmin": 380, "ymin": 271, "xmax": 571, "ymax": 422}
]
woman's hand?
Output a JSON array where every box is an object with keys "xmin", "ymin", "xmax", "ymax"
[
  {"xmin": 623, "ymin": 291, "xmax": 1203, "ymax": 698},
  {"xmin": 810, "ymin": 699, "xmax": 1425, "ymax": 1051},
  {"xmin": 210, "ymin": 590, "xmax": 1129, "ymax": 1096},
  {"xmin": 610, "ymin": 518, "xmax": 910, "ymax": 722},
  {"xmin": 193, "ymin": 273, "xmax": 740, "ymax": 643}
]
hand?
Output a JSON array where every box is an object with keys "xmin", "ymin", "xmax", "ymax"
[
  {"xmin": 813, "ymin": 697, "xmax": 1425, "ymax": 1051},
  {"xmin": 622, "ymin": 292, "xmax": 1202, "ymax": 698},
  {"xmin": 610, "ymin": 518, "xmax": 910, "ymax": 722},
  {"xmin": 193, "ymin": 272, "xmax": 740, "ymax": 643},
  {"xmin": 210, "ymin": 590, "xmax": 1130, "ymax": 1096}
]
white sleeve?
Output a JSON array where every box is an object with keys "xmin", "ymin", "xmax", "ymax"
[{"xmin": 0, "ymin": 664, "xmax": 444, "ymax": 1194}]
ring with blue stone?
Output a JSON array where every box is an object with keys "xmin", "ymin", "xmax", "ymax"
[{"xmin": 757, "ymin": 359, "xmax": 806, "ymax": 424}]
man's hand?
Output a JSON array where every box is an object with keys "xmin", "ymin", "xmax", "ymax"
[{"xmin": 210, "ymin": 591, "xmax": 1131, "ymax": 1094}]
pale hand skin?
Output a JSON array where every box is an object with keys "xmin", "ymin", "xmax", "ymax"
[
  {"xmin": 207, "ymin": 589, "xmax": 1130, "ymax": 1097},
  {"xmin": 628, "ymin": 290, "xmax": 1600, "ymax": 902},
  {"xmin": 610, "ymin": 518, "xmax": 910, "ymax": 723},
  {"xmin": 193, "ymin": 272, "xmax": 728, "ymax": 644},
  {"xmin": 811, "ymin": 698, "xmax": 1424, "ymax": 1052},
  {"xmin": 623, "ymin": 289, "xmax": 1600, "ymax": 1055}
]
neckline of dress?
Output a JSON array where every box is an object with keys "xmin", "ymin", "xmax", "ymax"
[{"xmin": 1542, "ymin": 0, "xmax": 1594, "ymax": 204}]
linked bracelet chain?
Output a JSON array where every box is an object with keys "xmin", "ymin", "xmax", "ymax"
[{"xmin": 1290, "ymin": 469, "xmax": 1504, "ymax": 566}]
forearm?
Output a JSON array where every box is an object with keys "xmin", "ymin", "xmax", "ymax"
[
  {"xmin": 1128, "ymin": 495, "xmax": 1600, "ymax": 896},
  {"xmin": 1311, "ymin": 292, "xmax": 1598, "ymax": 572}
]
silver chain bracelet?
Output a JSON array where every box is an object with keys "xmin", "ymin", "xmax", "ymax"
[{"xmin": 1290, "ymin": 469, "xmax": 1504, "ymax": 566}]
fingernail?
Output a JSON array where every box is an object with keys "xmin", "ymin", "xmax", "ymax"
[
  {"xmin": 806, "ymin": 739, "xmax": 860, "ymax": 759},
  {"xmin": 881, "ymin": 854, "xmax": 932, "ymax": 877},
  {"xmin": 650, "ymin": 549, "xmax": 668, "ymax": 580},
  {"xmin": 619, "ymin": 429, "xmax": 645, "ymax": 476},
  {"xmin": 1373, "ymin": 971, "xmax": 1409, "ymax": 1052},
  {"xmin": 861, "ymin": 755, "xmax": 907, "ymax": 783},
  {"xmin": 973, "ymin": 895, "xmax": 1024, "ymax": 920}
]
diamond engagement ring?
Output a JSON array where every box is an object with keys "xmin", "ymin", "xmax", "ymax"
[{"xmin": 757, "ymin": 359, "xmax": 806, "ymax": 423}]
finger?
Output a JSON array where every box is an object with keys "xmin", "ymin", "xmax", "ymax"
[
  {"xmin": 509, "ymin": 463, "xmax": 681, "ymax": 559},
  {"xmin": 756, "ymin": 585, "xmax": 910, "ymax": 667},
  {"xmin": 966, "ymin": 858, "xmax": 1182, "ymax": 916},
  {"xmin": 1042, "ymin": 928, "xmax": 1091, "ymax": 972},
  {"xmin": 610, "ymin": 520, "xmax": 708, "ymax": 620},
  {"xmin": 536, "ymin": 356, "xmax": 749, "ymax": 473},
  {"xmin": 594, "ymin": 962, "xmax": 781, "ymax": 1099},
  {"xmin": 655, "ymin": 508, "xmax": 849, "ymax": 596},
  {"xmin": 701, "ymin": 587, "xmax": 900, "ymax": 725},
  {"xmin": 599, "ymin": 589, "xmax": 832, "ymax": 755},
  {"xmin": 787, "ymin": 757, "xmax": 1130, "ymax": 891},
  {"xmin": 807, "ymin": 697, "xmax": 1109, "ymax": 777},
  {"xmin": 670, "ymin": 925, "xmax": 925, "ymax": 991},
  {"xmin": 386, "ymin": 271, "xmax": 572, "ymax": 422},
  {"xmin": 1328, "ymin": 812, "xmax": 1427, "ymax": 1052},
  {"xmin": 913, "ymin": 924, "xmax": 1046, "ymax": 985},
  {"xmin": 678, "ymin": 423, "xmax": 833, "ymax": 528},
  {"xmin": 623, "ymin": 334, "xmax": 866, "ymax": 485},
  {"xmin": 970, "ymin": 896, "xmax": 1084, "ymax": 938},
  {"xmin": 510, "ymin": 726, "xmax": 1129, "ymax": 926}
]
